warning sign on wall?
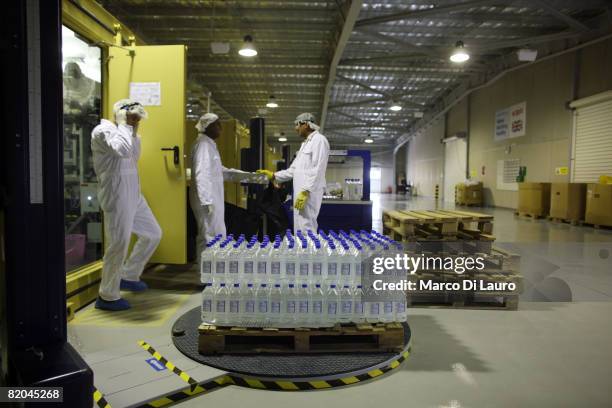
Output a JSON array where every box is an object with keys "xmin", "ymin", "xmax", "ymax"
[{"xmin": 495, "ymin": 102, "xmax": 526, "ymax": 141}]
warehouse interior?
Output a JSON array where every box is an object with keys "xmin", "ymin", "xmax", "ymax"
[{"xmin": 1, "ymin": 0, "xmax": 612, "ymax": 407}]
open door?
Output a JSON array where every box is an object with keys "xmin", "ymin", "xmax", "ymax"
[
  {"xmin": 107, "ymin": 45, "xmax": 187, "ymax": 264},
  {"xmin": 443, "ymin": 137, "xmax": 467, "ymax": 203}
]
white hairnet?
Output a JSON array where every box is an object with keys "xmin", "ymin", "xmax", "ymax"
[
  {"xmin": 196, "ymin": 113, "xmax": 220, "ymax": 133},
  {"xmin": 113, "ymin": 99, "xmax": 148, "ymax": 123},
  {"xmin": 294, "ymin": 112, "xmax": 320, "ymax": 131}
]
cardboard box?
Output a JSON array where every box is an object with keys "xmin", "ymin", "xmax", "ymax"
[
  {"xmin": 455, "ymin": 182, "xmax": 483, "ymax": 205},
  {"xmin": 550, "ymin": 183, "xmax": 587, "ymax": 221},
  {"xmin": 518, "ymin": 182, "xmax": 551, "ymax": 216},
  {"xmin": 585, "ymin": 183, "xmax": 612, "ymax": 227}
]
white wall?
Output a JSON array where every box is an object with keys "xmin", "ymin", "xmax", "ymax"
[{"xmin": 406, "ymin": 118, "xmax": 445, "ymax": 198}]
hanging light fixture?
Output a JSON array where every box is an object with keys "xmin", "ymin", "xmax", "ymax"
[
  {"xmin": 239, "ymin": 35, "xmax": 257, "ymax": 57},
  {"xmin": 278, "ymin": 137, "xmax": 288, "ymax": 142},
  {"xmin": 450, "ymin": 41, "xmax": 470, "ymax": 63},
  {"xmin": 364, "ymin": 134, "xmax": 374, "ymax": 144},
  {"xmin": 389, "ymin": 101, "xmax": 402, "ymax": 111},
  {"xmin": 266, "ymin": 95, "xmax": 278, "ymax": 108}
]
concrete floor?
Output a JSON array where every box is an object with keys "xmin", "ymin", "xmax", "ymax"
[{"xmin": 69, "ymin": 194, "xmax": 612, "ymax": 408}]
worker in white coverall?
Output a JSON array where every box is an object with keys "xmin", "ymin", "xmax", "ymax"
[
  {"xmin": 91, "ymin": 99, "xmax": 162, "ymax": 311},
  {"xmin": 190, "ymin": 113, "xmax": 263, "ymax": 263},
  {"xmin": 257, "ymin": 113, "xmax": 330, "ymax": 233}
]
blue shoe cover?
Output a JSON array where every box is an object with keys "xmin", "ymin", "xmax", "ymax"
[
  {"xmin": 95, "ymin": 297, "xmax": 131, "ymax": 311},
  {"xmin": 120, "ymin": 279, "xmax": 148, "ymax": 292}
]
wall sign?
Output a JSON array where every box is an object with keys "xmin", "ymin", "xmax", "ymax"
[
  {"xmin": 495, "ymin": 102, "xmax": 526, "ymax": 141},
  {"xmin": 129, "ymin": 82, "xmax": 161, "ymax": 106}
]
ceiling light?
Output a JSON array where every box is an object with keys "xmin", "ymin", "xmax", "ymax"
[
  {"xmin": 517, "ymin": 48, "xmax": 538, "ymax": 62},
  {"xmin": 389, "ymin": 103, "xmax": 402, "ymax": 111},
  {"xmin": 266, "ymin": 95, "xmax": 278, "ymax": 108},
  {"xmin": 239, "ymin": 35, "xmax": 257, "ymax": 57},
  {"xmin": 364, "ymin": 137, "xmax": 374, "ymax": 144},
  {"xmin": 450, "ymin": 41, "xmax": 470, "ymax": 63},
  {"xmin": 278, "ymin": 137, "xmax": 288, "ymax": 142}
]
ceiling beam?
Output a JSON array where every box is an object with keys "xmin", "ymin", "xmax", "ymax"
[
  {"xmin": 532, "ymin": 0, "xmax": 590, "ymax": 31},
  {"xmin": 336, "ymin": 74, "xmax": 388, "ymax": 96},
  {"xmin": 356, "ymin": 29, "xmax": 443, "ymax": 58},
  {"xmin": 473, "ymin": 29, "xmax": 585, "ymax": 50},
  {"xmin": 320, "ymin": 0, "xmax": 364, "ymax": 130},
  {"xmin": 326, "ymin": 124, "xmax": 408, "ymax": 132},
  {"xmin": 354, "ymin": 0, "xmax": 498, "ymax": 28},
  {"xmin": 339, "ymin": 53, "xmax": 442, "ymax": 65}
]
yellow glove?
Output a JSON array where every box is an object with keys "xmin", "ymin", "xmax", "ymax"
[
  {"xmin": 294, "ymin": 190, "xmax": 310, "ymax": 210},
  {"xmin": 256, "ymin": 169, "xmax": 275, "ymax": 181}
]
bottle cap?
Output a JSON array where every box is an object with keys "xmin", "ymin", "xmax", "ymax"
[
  {"xmin": 234, "ymin": 283, "xmax": 239, "ymax": 287},
  {"xmin": 261, "ymin": 284, "xmax": 267, "ymax": 287},
  {"xmin": 316, "ymin": 284, "xmax": 321, "ymax": 288},
  {"xmin": 247, "ymin": 283, "xmax": 253, "ymax": 287},
  {"xmin": 357, "ymin": 285, "xmax": 362, "ymax": 288},
  {"xmin": 289, "ymin": 284, "xmax": 295, "ymax": 288},
  {"xmin": 220, "ymin": 283, "xmax": 226, "ymax": 287},
  {"xmin": 302, "ymin": 284, "xmax": 307, "ymax": 288},
  {"xmin": 331, "ymin": 284, "xmax": 336, "ymax": 288},
  {"xmin": 275, "ymin": 284, "xmax": 281, "ymax": 288},
  {"xmin": 344, "ymin": 285, "xmax": 349, "ymax": 288}
]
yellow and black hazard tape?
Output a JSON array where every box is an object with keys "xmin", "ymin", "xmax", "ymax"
[
  {"xmin": 94, "ymin": 386, "xmax": 111, "ymax": 408},
  {"xmin": 132, "ymin": 346, "xmax": 411, "ymax": 407},
  {"xmin": 138, "ymin": 340, "xmax": 199, "ymax": 392}
]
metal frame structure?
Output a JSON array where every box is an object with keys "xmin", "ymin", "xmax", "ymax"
[{"xmin": 98, "ymin": 1, "xmax": 611, "ymax": 149}]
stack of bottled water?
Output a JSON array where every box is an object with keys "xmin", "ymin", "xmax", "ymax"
[{"xmin": 200, "ymin": 229, "xmax": 407, "ymax": 327}]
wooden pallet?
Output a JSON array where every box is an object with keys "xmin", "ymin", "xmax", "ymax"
[
  {"xmin": 406, "ymin": 293, "xmax": 518, "ymax": 310},
  {"xmin": 383, "ymin": 210, "xmax": 458, "ymax": 238},
  {"xmin": 429, "ymin": 209, "xmax": 494, "ymax": 234},
  {"xmin": 548, "ymin": 217, "xmax": 583, "ymax": 226},
  {"xmin": 515, "ymin": 212, "xmax": 546, "ymax": 219},
  {"xmin": 198, "ymin": 323, "xmax": 405, "ymax": 355}
]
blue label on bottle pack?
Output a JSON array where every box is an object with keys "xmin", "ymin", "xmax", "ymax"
[
  {"xmin": 230, "ymin": 300, "xmax": 239, "ymax": 313},
  {"xmin": 355, "ymin": 263, "xmax": 362, "ymax": 276},
  {"xmin": 313, "ymin": 262, "xmax": 322, "ymax": 276},
  {"xmin": 384, "ymin": 301, "xmax": 393, "ymax": 314},
  {"xmin": 215, "ymin": 262, "xmax": 225, "ymax": 274},
  {"xmin": 271, "ymin": 301, "xmax": 280, "ymax": 313},
  {"xmin": 342, "ymin": 301, "xmax": 352, "ymax": 314},
  {"xmin": 216, "ymin": 300, "xmax": 225, "ymax": 313},
  {"xmin": 258, "ymin": 301, "xmax": 268, "ymax": 313},
  {"xmin": 202, "ymin": 300, "xmax": 211, "ymax": 312},
  {"xmin": 287, "ymin": 301, "xmax": 296, "ymax": 313},
  {"xmin": 355, "ymin": 301, "xmax": 364, "ymax": 314},
  {"xmin": 299, "ymin": 300, "xmax": 309, "ymax": 314},
  {"xmin": 246, "ymin": 300, "xmax": 255, "ymax": 313},
  {"xmin": 244, "ymin": 261, "xmax": 253, "ymax": 274},
  {"xmin": 229, "ymin": 261, "xmax": 238, "ymax": 274},
  {"xmin": 313, "ymin": 301, "xmax": 322, "ymax": 314},
  {"xmin": 202, "ymin": 261, "xmax": 212, "ymax": 274}
]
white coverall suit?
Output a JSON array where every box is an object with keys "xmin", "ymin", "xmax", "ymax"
[
  {"xmin": 190, "ymin": 133, "xmax": 253, "ymax": 261},
  {"xmin": 274, "ymin": 130, "xmax": 330, "ymax": 232},
  {"xmin": 91, "ymin": 119, "xmax": 162, "ymax": 301}
]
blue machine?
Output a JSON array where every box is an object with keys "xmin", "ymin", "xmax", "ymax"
[
  {"xmin": 317, "ymin": 149, "xmax": 372, "ymax": 231},
  {"xmin": 283, "ymin": 149, "xmax": 373, "ymax": 232}
]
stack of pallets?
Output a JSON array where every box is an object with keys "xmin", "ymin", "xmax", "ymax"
[{"xmin": 382, "ymin": 209, "xmax": 521, "ymax": 310}]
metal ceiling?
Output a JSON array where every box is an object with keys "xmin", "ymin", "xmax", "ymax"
[{"xmin": 98, "ymin": 0, "xmax": 611, "ymax": 147}]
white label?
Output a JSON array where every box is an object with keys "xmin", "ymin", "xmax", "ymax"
[
  {"xmin": 341, "ymin": 263, "xmax": 351, "ymax": 275},
  {"xmin": 216, "ymin": 300, "xmax": 225, "ymax": 313},
  {"xmin": 313, "ymin": 263, "xmax": 322, "ymax": 276},
  {"xmin": 299, "ymin": 300, "xmax": 309, "ymax": 314},
  {"xmin": 313, "ymin": 300, "xmax": 322, "ymax": 314},
  {"xmin": 287, "ymin": 301, "xmax": 296, "ymax": 313},
  {"xmin": 230, "ymin": 300, "xmax": 239, "ymax": 313},
  {"xmin": 342, "ymin": 301, "xmax": 352, "ymax": 314},
  {"xmin": 328, "ymin": 263, "xmax": 337, "ymax": 276},
  {"xmin": 202, "ymin": 300, "xmax": 212, "ymax": 312},
  {"xmin": 229, "ymin": 261, "xmax": 238, "ymax": 274},
  {"xmin": 271, "ymin": 301, "xmax": 281, "ymax": 313},
  {"xmin": 258, "ymin": 301, "xmax": 268, "ymax": 313},
  {"xmin": 202, "ymin": 261, "xmax": 212, "ymax": 274},
  {"xmin": 286, "ymin": 263, "xmax": 295, "ymax": 276},
  {"xmin": 244, "ymin": 261, "xmax": 253, "ymax": 274},
  {"xmin": 245, "ymin": 300, "xmax": 255, "ymax": 313},
  {"xmin": 215, "ymin": 262, "xmax": 225, "ymax": 274},
  {"xmin": 328, "ymin": 302, "xmax": 338, "ymax": 315},
  {"xmin": 270, "ymin": 262, "xmax": 279, "ymax": 275}
]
